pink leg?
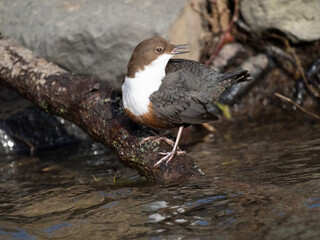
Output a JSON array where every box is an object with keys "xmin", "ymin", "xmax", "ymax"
[{"xmin": 154, "ymin": 126, "xmax": 186, "ymax": 167}]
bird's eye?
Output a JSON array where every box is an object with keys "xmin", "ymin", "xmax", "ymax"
[{"xmin": 155, "ymin": 47, "xmax": 163, "ymax": 53}]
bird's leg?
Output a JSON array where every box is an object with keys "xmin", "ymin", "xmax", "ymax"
[
  {"xmin": 154, "ymin": 126, "xmax": 186, "ymax": 167},
  {"xmin": 140, "ymin": 130, "xmax": 175, "ymax": 146}
]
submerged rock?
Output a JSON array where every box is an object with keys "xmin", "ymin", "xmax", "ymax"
[
  {"xmin": 219, "ymin": 54, "xmax": 270, "ymax": 106},
  {"xmin": 0, "ymin": 88, "xmax": 87, "ymax": 155}
]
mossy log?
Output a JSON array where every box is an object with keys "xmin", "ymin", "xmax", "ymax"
[{"xmin": 0, "ymin": 36, "xmax": 203, "ymax": 184}]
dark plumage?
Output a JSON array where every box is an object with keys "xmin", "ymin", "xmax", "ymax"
[{"xmin": 150, "ymin": 58, "xmax": 251, "ymax": 126}]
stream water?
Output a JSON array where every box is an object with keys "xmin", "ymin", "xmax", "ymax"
[{"xmin": 0, "ymin": 120, "xmax": 319, "ymax": 240}]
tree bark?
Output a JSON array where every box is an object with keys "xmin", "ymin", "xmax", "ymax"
[{"xmin": 0, "ymin": 36, "xmax": 203, "ymax": 184}]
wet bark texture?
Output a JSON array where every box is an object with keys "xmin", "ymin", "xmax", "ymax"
[{"xmin": 0, "ymin": 37, "xmax": 203, "ymax": 184}]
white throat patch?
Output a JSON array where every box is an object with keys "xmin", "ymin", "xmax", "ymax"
[{"xmin": 122, "ymin": 54, "xmax": 172, "ymax": 116}]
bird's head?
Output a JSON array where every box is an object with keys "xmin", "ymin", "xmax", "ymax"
[{"xmin": 126, "ymin": 36, "xmax": 189, "ymax": 78}]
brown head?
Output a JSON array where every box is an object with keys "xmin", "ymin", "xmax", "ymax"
[{"xmin": 126, "ymin": 36, "xmax": 189, "ymax": 78}]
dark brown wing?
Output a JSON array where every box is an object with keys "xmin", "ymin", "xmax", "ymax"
[
  {"xmin": 150, "ymin": 79, "xmax": 219, "ymax": 125},
  {"xmin": 149, "ymin": 59, "xmax": 251, "ymax": 125}
]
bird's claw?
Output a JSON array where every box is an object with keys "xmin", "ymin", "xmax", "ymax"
[
  {"xmin": 154, "ymin": 150, "xmax": 187, "ymax": 167},
  {"xmin": 158, "ymin": 150, "xmax": 186, "ymax": 156}
]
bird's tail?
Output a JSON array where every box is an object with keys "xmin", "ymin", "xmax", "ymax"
[{"xmin": 218, "ymin": 70, "xmax": 253, "ymax": 85}]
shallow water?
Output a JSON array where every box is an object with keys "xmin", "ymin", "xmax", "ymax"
[{"xmin": 0, "ymin": 121, "xmax": 319, "ymax": 240}]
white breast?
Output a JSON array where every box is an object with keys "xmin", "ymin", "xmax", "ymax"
[{"xmin": 122, "ymin": 54, "xmax": 172, "ymax": 116}]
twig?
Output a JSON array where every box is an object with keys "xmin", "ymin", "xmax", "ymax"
[
  {"xmin": 275, "ymin": 93, "xmax": 320, "ymax": 120},
  {"xmin": 205, "ymin": 0, "xmax": 239, "ymax": 65},
  {"xmin": 270, "ymin": 34, "xmax": 320, "ymax": 98},
  {"xmin": 14, "ymin": 134, "xmax": 36, "ymax": 155},
  {"xmin": 214, "ymin": 0, "xmax": 230, "ymax": 32},
  {"xmin": 210, "ymin": 0, "xmax": 221, "ymax": 34},
  {"xmin": 190, "ymin": 2, "xmax": 213, "ymax": 25}
]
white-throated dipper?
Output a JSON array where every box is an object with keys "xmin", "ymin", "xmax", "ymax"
[{"xmin": 122, "ymin": 36, "xmax": 252, "ymax": 166}]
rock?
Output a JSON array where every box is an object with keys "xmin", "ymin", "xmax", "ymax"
[
  {"xmin": 208, "ymin": 42, "xmax": 270, "ymax": 105},
  {"xmin": 0, "ymin": 88, "xmax": 88, "ymax": 154},
  {"xmin": 219, "ymin": 54, "xmax": 270, "ymax": 105},
  {"xmin": 211, "ymin": 43, "xmax": 249, "ymax": 71},
  {"xmin": 0, "ymin": 0, "xmax": 204, "ymax": 90},
  {"xmin": 240, "ymin": 0, "xmax": 320, "ymax": 43}
]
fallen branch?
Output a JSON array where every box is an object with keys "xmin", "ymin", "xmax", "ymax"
[
  {"xmin": 0, "ymin": 37, "xmax": 204, "ymax": 184},
  {"xmin": 275, "ymin": 93, "xmax": 320, "ymax": 120}
]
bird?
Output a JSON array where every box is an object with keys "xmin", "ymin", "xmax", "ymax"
[{"xmin": 122, "ymin": 36, "xmax": 252, "ymax": 167}]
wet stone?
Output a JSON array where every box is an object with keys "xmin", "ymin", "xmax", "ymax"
[{"xmin": 0, "ymin": 87, "xmax": 88, "ymax": 154}]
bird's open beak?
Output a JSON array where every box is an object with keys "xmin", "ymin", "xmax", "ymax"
[{"xmin": 171, "ymin": 44, "xmax": 190, "ymax": 55}]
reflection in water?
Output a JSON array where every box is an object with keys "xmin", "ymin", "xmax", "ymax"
[
  {"xmin": 0, "ymin": 122, "xmax": 320, "ymax": 239},
  {"xmin": 42, "ymin": 222, "xmax": 73, "ymax": 236},
  {"xmin": 0, "ymin": 129, "xmax": 15, "ymax": 154},
  {"xmin": 0, "ymin": 226, "xmax": 36, "ymax": 240}
]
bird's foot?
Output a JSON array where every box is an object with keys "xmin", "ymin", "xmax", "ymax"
[
  {"xmin": 154, "ymin": 149, "xmax": 187, "ymax": 167},
  {"xmin": 141, "ymin": 136, "xmax": 175, "ymax": 147}
]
